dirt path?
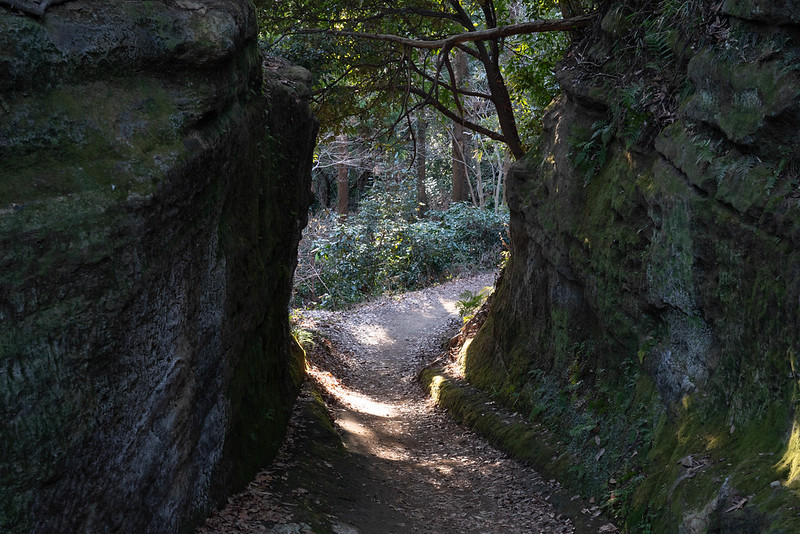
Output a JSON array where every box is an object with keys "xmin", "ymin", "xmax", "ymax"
[{"xmin": 198, "ymin": 274, "xmax": 577, "ymax": 533}]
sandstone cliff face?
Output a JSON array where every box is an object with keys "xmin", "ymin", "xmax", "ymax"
[
  {"xmin": 465, "ymin": 0, "xmax": 800, "ymax": 530},
  {"xmin": 0, "ymin": 2, "xmax": 316, "ymax": 532}
]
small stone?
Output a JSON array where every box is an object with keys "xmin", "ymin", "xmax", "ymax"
[{"xmin": 771, "ymin": 480, "xmax": 782, "ymax": 489}]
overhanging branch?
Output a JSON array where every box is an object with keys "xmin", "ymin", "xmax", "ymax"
[
  {"xmin": 409, "ymin": 62, "xmax": 493, "ymax": 101},
  {"xmin": 297, "ymin": 14, "xmax": 595, "ymax": 50}
]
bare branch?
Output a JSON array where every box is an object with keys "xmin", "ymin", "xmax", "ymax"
[
  {"xmin": 406, "ymin": 86, "xmax": 506, "ymax": 143},
  {"xmin": 384, "ymin": 100, "xmax": 426, "ymax": 143},
  {"xmin": 455, "ymin": 43, "xmax": 482, "ymax": 60},
  {"xmin": 410, "ymin": 63, "xmax": 493, "ymax": 101},
  {"xmin": 447, "ymin": 0, "xmax": 478, "ymax": 32}
]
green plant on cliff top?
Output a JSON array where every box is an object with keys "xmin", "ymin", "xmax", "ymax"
[
  {"xmin": 291, "ymin": 324, "xmax": 315, "ymax": 351},
  {"xmin": 456, "ymin": 286, "xmax": 494, "ymax": 322}
]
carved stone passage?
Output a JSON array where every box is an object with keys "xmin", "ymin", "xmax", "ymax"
[{"xmin": 0, "ymin": 1, "xmax": 316, "ymax": 532}]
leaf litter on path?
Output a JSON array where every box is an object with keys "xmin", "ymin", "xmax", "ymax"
[{"xmin": 199, "ymin": 273, "xmax": 611, "ymax": 533}]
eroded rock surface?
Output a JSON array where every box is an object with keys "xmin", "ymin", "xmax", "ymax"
[
  {"xmin": 0, "ymin": 2, "xmax": 316, "ymax": 532},
  {"xmin": 463, "ymin": 0, "xmax": 800, "ymax": 530}
]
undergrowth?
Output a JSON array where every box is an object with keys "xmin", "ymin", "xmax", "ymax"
[{"xmin": 293, "ymin": 184, "xmax": 508, "ymax": 309}]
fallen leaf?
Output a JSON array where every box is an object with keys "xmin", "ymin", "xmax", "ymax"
[{"xmin": 595, "ymin": 448, "xmax": 605, "ymax": 461}]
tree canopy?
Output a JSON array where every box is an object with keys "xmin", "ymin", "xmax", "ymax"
[{"xmin": 257, "ymin": 0, "xmax": 595, "ymax": 159}]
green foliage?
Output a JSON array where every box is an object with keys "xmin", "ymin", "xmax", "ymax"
[
  {"xmin": 294, "ymin": 187, "xmax": 508, "ymax": 309},
  {"xmin": 456, "ymin": 286, "xmax": 494, "ymax": 322},
  {"xmin": 291, "ymin": 323, "xmax": 315, "ymax": 351},
  {"xmin": 256, "ymin": 0, "xmax": 575, "ymax": 155},
  {"xmin": 503, "ymin": 3, "xmax": 568, "ymax": 140}
]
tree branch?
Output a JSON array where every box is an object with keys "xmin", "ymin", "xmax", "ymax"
[
  {"xmin": 455, "ymin": 42, "xmax": 481, "ymax": 60},
  {"xmin": 297, "ymin": 14, "xmax": 595, "ymax": 50},
  {"xmin": 409, "ymin": 62, "xmax": 493, "ymax": 101},
  {"xmin": 447, "ymin": 0, "xmax": 478, "ymax": 32},
  {"xmin": 267, "ymin": 6, "xmax": 462, "ymax": 27},
  {"xmin": 406, "ymin": 86, "xmax": 506, "ymax": 143}
]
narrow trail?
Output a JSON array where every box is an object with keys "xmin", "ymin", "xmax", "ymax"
[{"xmin": 199, "ymin": 274, "xmax": 577, "ymax": 533}]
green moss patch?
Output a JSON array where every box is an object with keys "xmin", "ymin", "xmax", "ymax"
[{"xmin": 0, "ymin": 78, "xmax": 186, "ymax": 205}]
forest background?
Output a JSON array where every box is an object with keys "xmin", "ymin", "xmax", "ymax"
[{"xmin": 254, "ymin": 0, "xmax": 589, "ymax": 308}]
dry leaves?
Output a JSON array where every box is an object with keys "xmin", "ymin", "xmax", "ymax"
[{"xmin": 199, "ymin": 274, "xmax": 613, "ymax": 533}]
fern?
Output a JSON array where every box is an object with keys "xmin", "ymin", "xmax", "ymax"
[
  {"xmin": 645, "ymin": 28, "xmax": 672, "ymax": 61},
  {"xmin": 713, "ymin": 156, "xmax": 757, "ymax": 186},
  {"xmin": 456, "ymin": 286, "xmax": 493, "ymax": 322},
  {"xmin": 732, "ymin": 157, "xmax": 757, "ymax": 181},
  {"xmin": 618, "ymin": 82, "xmax": 645, "ymax": 114},
  {"xmin": 569, "ymin": 121, "xmax": 615, "ymax": 186}
]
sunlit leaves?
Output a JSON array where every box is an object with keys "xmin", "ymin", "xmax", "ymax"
[{"xmin": 504, "ymin": 24, "xmax": 567, "ymax": 137}]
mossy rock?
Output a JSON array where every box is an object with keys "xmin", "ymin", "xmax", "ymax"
[
  {"xmin": 722, "ymin": 0, "xmax": 800, "ymax": 25},
  {"xmin": 685, "ymin": 49, "xmax": 800, "ymax": 148},
  {"xmin": 0, "ymin": 1, "xmax": 316, "ymax": 532},
  {"xmin": 458, "ymin": 1, "xmax": 800, "ymax": 530}
]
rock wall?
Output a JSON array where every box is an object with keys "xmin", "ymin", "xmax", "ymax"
[
  {"xmin": 464, "ymin": 0, "xmax": 800, "ymax": 530},
  {"xmin": 0, "ymin": 1, "xmax": 316, "ymax": 532}
]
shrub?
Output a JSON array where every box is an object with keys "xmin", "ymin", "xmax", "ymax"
[{"xmin": 293, "ymin": 199, "xmax": 508, "ymax": 309}]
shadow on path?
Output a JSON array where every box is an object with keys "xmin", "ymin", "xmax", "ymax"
[{"xmin": 199, "ymin": 274, "xmax": 580, "ymax": 533}]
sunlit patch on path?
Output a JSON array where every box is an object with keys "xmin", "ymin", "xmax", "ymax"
[{"xmin": 348, "ymin": 323, "xmax": 395, "ymax": 347}]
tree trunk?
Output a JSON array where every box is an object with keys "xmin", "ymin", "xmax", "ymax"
[
  {"xmin": 452, "ymin": 125, "xmax": 470, "ymax": 203},
  {"xmin": 496, "ymin": 157, "xmax": 510, "ymax": 212},
  {"xmin": 415, "ymin": 111, "xmax": 429, "ymax": 216},
  {"xmin": 452, "ymin": 49, "xmax": 471, "ymax": 203},
  {"xmin": 483, "ymin": 59, "xmax": 525, "ymax": 160},
  {"xmin": 336, "ymin": 133, "xmax": 349, "ymax": 217},
  {"xmin": 476, "ymin": 155, "xmax": 484, "ymax": 208},
  {"xmin": 314, "ymin": 173, "xmax": 331, "ymax": 209}
]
